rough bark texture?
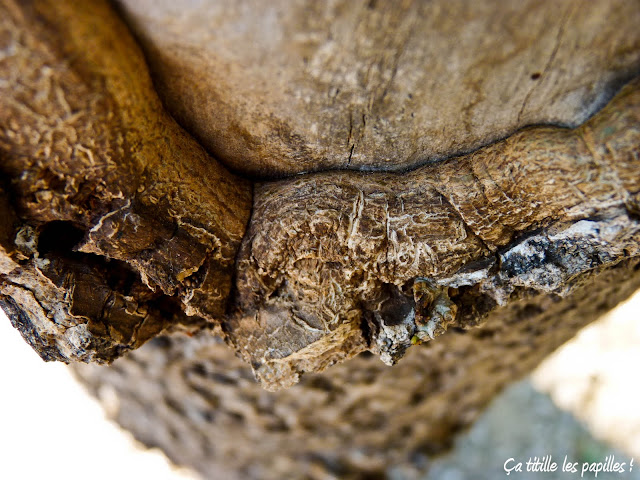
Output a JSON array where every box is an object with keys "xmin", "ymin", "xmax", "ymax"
[
  {"xmin": 0, "ymin": 0, "xmax": 251, "ymax": 361},
  {"xmin": 1, "ymin": 0, "xmax": 640, "ymax": 478},
  {"xmin": 228, "ymin": 79, "xmax": 640, "ymax": 390},
  {"xmin": 75, "ymin": 257, "xmax": 640, "ymax": 479}
]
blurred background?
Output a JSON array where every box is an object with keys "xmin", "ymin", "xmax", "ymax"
[{"xmin": 1, "ymin": 289, "xmax": 639, "ymax": 480}]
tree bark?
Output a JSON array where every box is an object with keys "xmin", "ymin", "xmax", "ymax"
[
  {"xmin": 1, "ymin": 0, "xmax": 640, "ymax": 478},
  {"xmin": 0, "ymin": 0, "xmax": 251, "ymax": 361},
  {"xmin": 116, "ymin": 0, "xmax": 640, "ymax": 177}
]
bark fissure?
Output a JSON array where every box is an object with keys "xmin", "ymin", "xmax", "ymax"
[{"xmin": 517, "ymin": 0, "xmax": 577, "ymax": 124}]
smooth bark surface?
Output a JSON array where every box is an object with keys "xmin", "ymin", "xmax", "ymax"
[{"xmin": 116, "ymin": 0, "xmax": 640, "ymax": 177}]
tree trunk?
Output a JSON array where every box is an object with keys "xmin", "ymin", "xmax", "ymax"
[{"xmin": 1, "ymin": 1, "xmax": 639, "ymax": 478}]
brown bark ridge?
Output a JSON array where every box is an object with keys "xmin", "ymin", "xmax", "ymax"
[{"xmin": 0, "ymin": 0, "xmax": 251, "ymax": 362}]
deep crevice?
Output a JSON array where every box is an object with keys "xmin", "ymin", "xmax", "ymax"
[
  {"xmin": 37, "ymin": 220, "xmax": 85, "ymax": 256},
  {"xmin": 37, "ymin": 220, "xmax": 143, "ymax": 296}
]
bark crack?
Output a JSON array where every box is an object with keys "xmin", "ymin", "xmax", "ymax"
[{"xmin": 517, "ymin": 1, "xmax": 577, "ymax": 124}]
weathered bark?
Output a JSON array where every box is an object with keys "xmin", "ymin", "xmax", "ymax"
[
  {"xmin": 1, "ymin": 0, "xmax": 640, "ymax": 478},
  {"xmin": 115, "ymin": 0, "xmax": 640, "ymax": 177},
  {"xmin": 0, "ymin": 0, "xmax": 251, "ymax": 361},
  {"xmin": 229, "ymin": 80, "xmax": 640, "ymax": 389},
  {"xmin": 74, "ymin": 257, "xmax": 640, "ymax": 479}
]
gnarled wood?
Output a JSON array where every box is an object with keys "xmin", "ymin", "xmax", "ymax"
[
  {"xmin": 0, "ymin": 0, "xmax": 251, "ymax": 362},
  {"xmin": 1, "ymin": 0, "xmax": 640, "ymax": 478},
  {"xmin": 230, "ymin": 80, "xmax": 640, "ymax": 389}
]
